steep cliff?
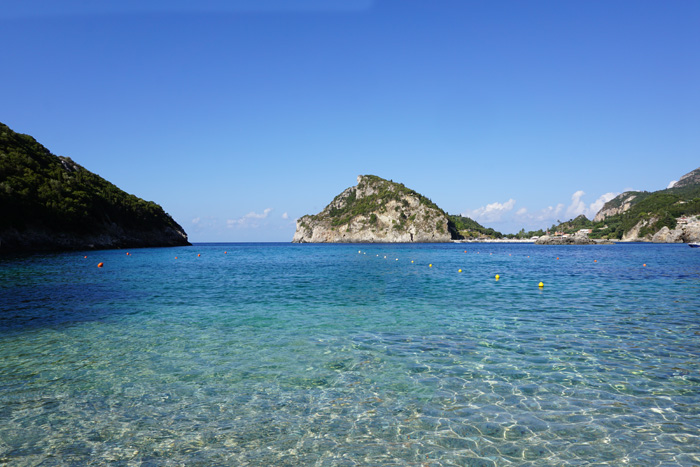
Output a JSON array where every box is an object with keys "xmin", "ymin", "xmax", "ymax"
[
  {"xmin": 0, "ymin": 122, "xmax": 189, "ymax": 252},
  {"xmin": 589, "ymin": 166, "xmax": 700, "ymax": 241},
  {"xmin": 671, "ymin": 167, "xmax": 700, "ymax": 189},
  {"xmin": 593, "ymin": 192, "xmax": 644, "ymax": 222},
  {"xmin": 292, "ymin": 175, "xmax": 458, "ymax": 243}
]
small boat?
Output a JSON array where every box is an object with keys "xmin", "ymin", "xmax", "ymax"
[{"xmin": 689, "ymin": 243, "xmax": 700, "ymax": 248}]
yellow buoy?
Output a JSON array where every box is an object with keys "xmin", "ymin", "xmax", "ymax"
[
  {"xmin": 538, "ymin": 282, "xmax": 544, "ymax": 288},
  {"xmin": 458, "ymin": 269, "xmax": 462, "ymax": 273},
  {"xmin": 411, "ymin": 260, "xmax": 414, "ymax": 263},
  {"xmin": 429, "ymin": 264, "xmax": 432, "ymax": 268},
  {"xmin": 495, "ymin": 274, "xmax": 500, "ymax": 280}
]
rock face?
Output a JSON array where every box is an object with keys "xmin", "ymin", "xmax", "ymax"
[
  {"xmin": 594, "ymin": 192, "xmax": 638, "ymax": 222},
  {"xmin": 681, "ymin": 222, "xmax": 700, "ymax": 243},
  {"xmin": 648, "ymin": 218, "xmax": 700, "ymax": 243},
  {"xmin": 651, "ymin": 227, "xmax": 683, "ymax": 243},
  {"xmin": 592, "ymin": 166, "xmax": 700, "ymax": 242},
  {"xmin": 0, "ymin": 122, "xmax": 189, "ymax": 253},
  {"xmin": 621, "ymin": 218, "xmax": 657, "ymax": 242},
  {"xmin": 621, "ymin": 216, "xmax": 700, "ymax": 243},
  {"xmin": 673, "ymin": 167, "xmax": 700, "ymax": 189},
  {"xmin": 535, "ymin": 234, "xmax": 613, "ymax": 245},
  {"xmin": 292, "ymin": 175, "xmax": 455, "ymax": 243}
]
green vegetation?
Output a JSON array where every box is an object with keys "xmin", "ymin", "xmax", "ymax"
[
  {"xmin": 543, "ymin": 184, "xmax": 700, "ymax": 240},
  {"xmin": 0, "ymin": 122, "xmax": 186, "ymax": 238},
  {"xmin": 314, "ymin": 175, "xmax": 444, "ymax": 226},
  {"xmin": 447, "ymin": 214, "xmax": 503, "ymax": 239},
  {"xmin": 504, "ymin": 228, "xmax": 546, "ymax": 239},
  {"xmin": 301, "ymin": 166, "xmax": 700, "ymax": 242}
]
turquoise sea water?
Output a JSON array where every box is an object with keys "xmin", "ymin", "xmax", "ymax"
[{"xmin": 1, "ymin": 242, "xmax": 699, "ymax": 466}]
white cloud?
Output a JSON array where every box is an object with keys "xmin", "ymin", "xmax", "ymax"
[
  {"xmin": 667, "ymin": 180, "xmax": 677, "ymax": 189},
  {"xmin": 538, "ymin": 204, "xmax": 565, "ymax": 221},
  {"xmin": 513, "ymin": 203, "xmax": 564, "ymax": 223},
  {"xmin": 565, "ymin": 190, "xmax": 619, "ymax": 219},
  {"xmin": 588, "ymin": 192, "xmax": 617, "ymax": 216},
  {"xmin": 462, "ymin": 199, "xmax": 516, "ymax": 223},
  {"xmin": 244, "ymin": 208, "xmax": 273, "ymax": 219},
  {"xmin": 565, "ymin": 190, "xmax": 587, "ymax": 219},
  {"xmin": 515, "ymin": 191, "xmax": 619, "ymax": 227},
  {"xmin": 467, "ymin": 190, "xmax": 621, "ymax": 234},
  {"xmin": 227, "ymin": 208, "xmax": 273, "ymax": 228},
  {"xmin": 281, "ymin": 212, "xmax": 289, "ymax": 219},
  {"xmin": 192, "ymin": 217, "xmax": 201, "ymax": 224}
]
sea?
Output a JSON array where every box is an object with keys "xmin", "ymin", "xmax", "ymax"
[{"xmin": 1, "ymin": 242, "xmax": 699, "ymax": 466}]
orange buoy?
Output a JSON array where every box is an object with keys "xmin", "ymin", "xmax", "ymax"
[
  {"xmin": 198, "ymin": 254, "xmax": 201, "ymax": 257},
  {"xmin": 97, "ymin": 262, "xmax": 104, "ymax": 268},
  {"xmin": 175, "ymin": 256, "xmax": 178, "ymax": 259},
  {"xmin": 643, "ymin": 263, "xmax": 646, "ymax": 267},
  {"xmin": 594, "ymin": 260, "xmax": 597, "ymax": 263},
  {"xmin": 224, "ymin": 251, "xmax": 227, "ymax": 254},
  {"xmin": 84, "ymin": 256, "xmax": 87, "ymax": 259},
  {"xmin": 556, "ymin": 257, "xmax": 559, "ymax": 260}
]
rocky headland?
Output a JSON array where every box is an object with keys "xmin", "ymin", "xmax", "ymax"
[
  {"xmin": 292, "ymin": 175, "xmax": 458, "ymax": 243},
  {"xmin": 649, "ymin": 217, "xmax": 700, "ymax": 243},
  {"xmin": 0, "ymin": 122, "xmax": 189, "ymax": 253},
  {"xmin": 578, "ymin": 166, "xmax": 700, "ymax": 243},
  {"xmin": 535, "ymin": 234, "xmax": 614, "ymax": 245}
]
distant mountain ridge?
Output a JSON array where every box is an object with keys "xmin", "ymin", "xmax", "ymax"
[{"xmin": 0, "ymin": 122, "xmax": 189, "ymax": 252}]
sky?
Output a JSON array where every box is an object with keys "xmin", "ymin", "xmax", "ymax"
[{"xmin": 2, "ymin": 0, "xmax": 698, "ymax": 241}]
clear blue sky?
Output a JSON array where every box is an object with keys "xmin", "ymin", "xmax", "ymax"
[{"xmin": 2, "ymin": 0, "xmax": 698, "ymax": 241}]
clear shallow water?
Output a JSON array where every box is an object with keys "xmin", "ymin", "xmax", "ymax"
[{"xmin": 1, "ymin": 242, "xmax": 699, "ymax": 466}]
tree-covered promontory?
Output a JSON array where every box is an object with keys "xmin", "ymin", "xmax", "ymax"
[{"xmin": 0, "ymin": 122, "xmax": 189, "ymax": 252}]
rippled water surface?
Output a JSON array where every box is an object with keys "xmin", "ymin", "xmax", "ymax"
[{"xmin": 1, "ymin": 243, "xmax": 699, "ymax": 466}]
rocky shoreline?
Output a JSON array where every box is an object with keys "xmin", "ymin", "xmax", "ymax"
[
  {"xmin": 535, "ymin": 235, "xmax": 614, "ymax": 245},
  {"xmin": 0, "ymin": 224, "xmax": 189, "ymax": 253}
]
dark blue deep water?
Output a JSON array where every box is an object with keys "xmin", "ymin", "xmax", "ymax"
[{"xmin": 1, "ymin": 243, "xmax": 699, "ymax": 466}]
